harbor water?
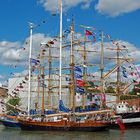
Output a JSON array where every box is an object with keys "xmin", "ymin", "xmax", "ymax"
[{"xmin": 0, "ymin": 125, "xmax": 139, "ymax": 140}]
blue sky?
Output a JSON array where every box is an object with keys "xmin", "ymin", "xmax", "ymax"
[{"xmin": 0, "ymin": 0, "xmax": 140, "ymax": 85}]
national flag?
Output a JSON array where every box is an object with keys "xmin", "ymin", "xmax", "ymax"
[
  {"xmin": 76, "ymin": 79, "xmax": 85, "ymax": 87},
  {"xmin": 121, "ymin": 66, "xmax": 128, "ymax": 78},
  {"xmin": 75, "ymin": 73, "xmax": 82, "ymax": 79},
  {"xmin": 74, "ymin": 66, "xmax": 82, "ymax": 73},
  {"xmin": 85, "ymin": 30, "xmax": 93, "ymax": 36}
]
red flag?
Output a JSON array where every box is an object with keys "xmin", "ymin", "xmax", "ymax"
[
  {"xmin": 76, "ymin": 79, "xmax": 85, "ymax": 87},
  {"xmin": 85, "ymin": 30, "xmax": 96, "ymax": 42},
  {"xmin": 85, "ymin": 30, "xmax": 93, "ymax": 36}
]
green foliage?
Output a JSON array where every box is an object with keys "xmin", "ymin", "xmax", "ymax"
[
  {"xmin": 6, "ymin": 97, "xmax": 20, "ymax": 113},
  {"xmin": 120, "ymin": 95, "xmax": 139, "ymax": 100},
  {"xmin": 105, "ymin": 86, "xmax": 115, "ymax": 93}
]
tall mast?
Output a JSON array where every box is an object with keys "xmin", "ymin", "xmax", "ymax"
[
  {"xmin": 69, "ymin": 18, "xmax": 75, "ymax": 112},
  {"xmin": 100, "ymin": 31, "xmax": 104, "ymax": 109},
  {"xmin": 48, "ymin": 44, "xmax": 52, "ymax": 109},
  {"xmin": 41, "ymin": 66, "xmax": 45, "ymax": 114},
  {"xmin": 82, "ymin": 34, "xmax": 87, "ymax": 108},
  {"xmin": 28, "ymin": 23, "xmax": 33, "ymax": 116},
  {"xmin": 59, "ymin": 0, "xmax": 62, "ymax": 101},
  {"xmin": 116, "ymin": 43, "xmax": 120, "ymax": 99}
]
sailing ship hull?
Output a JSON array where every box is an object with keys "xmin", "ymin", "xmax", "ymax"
[
  {"xmin": 19, "ymin": 119, "xmax": 110, "ymax": 131},
  {"xmin": 111, "ymin": 112, "xmax": 140, "ymax": 128}
]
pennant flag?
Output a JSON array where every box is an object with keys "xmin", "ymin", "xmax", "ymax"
[
  {"xmin": 64, "ymin": 29, "xmax": 71, "ymax": 34},
  {"xmin": 31, "ymin": 58, "xmax": 40, "ymax": 65},
  {"xmin": 134, "ymin": 86, "xmax": 140, "ymax": 90},
  {"xmin": 133, "ymin": 79, "xmax": 139, "ymax": 85},
  {"xmin": 40, "ymin": 81, "xmax": 47, "ymax": 88},
  {"xmin": 48, "ymin": 41, "xmax": 54, "ymax": 44},
  {"xmin": 76, "ymin": 79, "xmax": 85, "ymax": 87},
  {"xmin": 106, "ymin": 34, "xmax": 111, "ymax": 39},
  {"xmin": 121, "ymin": 66, "xmax": 128, "ymax": 78},
  {"xmin": 22, "ymin": 80, "xmax": 26, "ymax": 84},
  {"xmin": 25, "ymin": 76, "xmax": 28, "ymax": 81},
  {"xmin": 75, "ymin": 86, "xmax": 84, "ymax": 93},
  {"xmin": 65, "ymin": 77, "xmax": 70, "ymax": 81},
  {"xmin": 74, "ymin": 66, "xmax": 82, "ymax": 73},
  {"xmin": 130, "ymin": 72, "xmax": 137, "ymax": 76},
  {"xmin": 121, "ymin": 45, "xmax": 126, "ymax": 48},
  {"xmin": 17, "ymin": 86, "xmax": 24, "ymax": 88}
]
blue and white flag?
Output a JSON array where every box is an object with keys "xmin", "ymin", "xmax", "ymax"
[
  {"xmin": 121, "ymin": 66, "xmax": 128, "ymax": 78},
  {"xmin": 75, "ymin": 73, "xmax": 82, "ymax": 79},
  {"xmin": 31, "ymin": 58, "xmax": 40, "ymax": 65},
  {"xmin": 75, "ymin": 86, "xmax": 84, "ymax": 93},
  {"xmin": 74, "ymin": 66, "xmax": 82, "ymax": 73}
]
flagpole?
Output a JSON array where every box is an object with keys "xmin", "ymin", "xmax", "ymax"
[
  {"xmin": 28, "ymin": 23, "xmax": 33, "ymax": 116},
  {"xmin": 59, "ymin": 0, "xmax": 62, "ymax": 101}
]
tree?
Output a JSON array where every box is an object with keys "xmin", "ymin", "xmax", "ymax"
[
  {"xmin": 105, "ymin": 86, "xmax": 115, "ymax": 93},
  {"xmin": 6, "ymin": 97, "xmax": 20, "ymax": 114}
]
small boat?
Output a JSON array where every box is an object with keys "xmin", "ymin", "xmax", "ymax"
[
  {"xmin": 111, "ymin": 101, "xmax": 140, "ymax": 128},
  {"xmin": 0, "ymin": 114, "xmax": 20, "ymax": 128}
]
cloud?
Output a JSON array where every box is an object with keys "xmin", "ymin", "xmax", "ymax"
[
  {"xmin": 95, "ymin": 0, "xmax": 140, "ymax": 17},
  {"xmin": 38, "ymin": 0, "xmax": 92, "ymax": 13},
  {"xmin": 0, "ymin": 33, "xmax": 55, "ymax": 65}
]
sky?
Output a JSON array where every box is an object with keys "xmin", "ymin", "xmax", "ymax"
[{"xmin": 0, "ymin": 0, "xmax": 140, "ymax": 86}]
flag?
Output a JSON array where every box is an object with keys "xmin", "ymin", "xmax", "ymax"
[
  {"xmin": 133, "ymin": 79, "xmax": 139, "ymax": 85},
  {"xmin": 66, "ymin": 77, "xmax": 70, "ymax": 81},
  {"xmin": 85, "ymin": 30, "xmax": 96, "ymax": 42},
  {"xmin": 85, "ymin": 30, "xmax": 93, "ymax": 36},
  {"xmin": 121, "ymin": 66, "xmax": 128, "ymax": 78},
  {"xmin": 75, "ymin": 73, "xmax": 82, "ymax": 79},
  {"xmin": 76, "ymin": 79, "xmax": 85, "ymax": 87},
  {"xmin": 40, "ymin": 81, "xmax": 47, "ymax": 88},
  {"xmin": 134, "ymin": 86, "xmax": 140, "ymax": 90},
  {"xmin": 74, "ymin": 66, "xmax": 82, "ymax": 73},
  {"xmin": 106, "ymin": 34, "xmax": 111, "ymax": 39},
  {"xmin": 48, "ymin": 41, "xmax": 54, "ymax": 44},
  {"xmin": 31, "ymin": 58, "xmax": 40, "ymax": 65},
  {"xmin": 17, "ymin": 86, "xmax": 24, "ymax": 88},
  {"xmin": 75, "ymin": 86, "xmax": 84, "ymax": 93}
]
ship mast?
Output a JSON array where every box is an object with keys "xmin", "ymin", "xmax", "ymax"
[
  {"xmin": 82, "ymin": 34, "xmax": 87, "ymax": 109},
  {"xmin": 100, "ymin": 31, "xmax": 105, "ymax": 109},
  {"xmin": 116, "ymin": 43, "xmax": 120, "ymax": 99},
  {"xmin": 28, "ymin": 23, "xmax": 33, "ymax": 116},
  {"xmin": 69, "ymin": 18, "xmax": 75, "ymax": 112},
  {"xmin": 48, "ymin": 43, "xmax": 52, "ymax": 109},
  {"xmin": 59, "ymin": 0, "xmax": 62, "ymax": 101}
]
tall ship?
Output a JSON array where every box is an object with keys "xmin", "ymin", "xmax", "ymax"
[{"xmin": 17, "ymin": 0, "xmax": 114, "ymax": 131}]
